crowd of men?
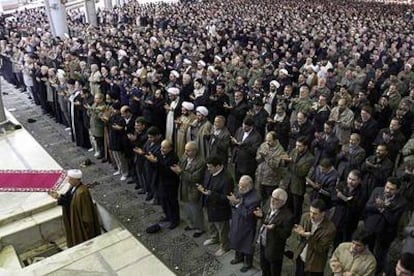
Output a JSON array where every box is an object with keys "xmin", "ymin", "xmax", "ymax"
[{"xmin": 1, "ymin": 0, "xmax": 414, "ymax": 274}]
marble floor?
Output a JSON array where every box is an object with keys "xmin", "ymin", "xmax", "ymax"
[{"xmin": 0, "ymin": 109, "xmax": 64, "ymax": 225}]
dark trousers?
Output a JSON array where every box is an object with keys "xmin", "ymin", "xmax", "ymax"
[
  {"xmin": 234, "ymin": 251, "xmax": 253, "ymax": 267},
  {"xmin": 334, "ymin": 217, "xmax": 359, "ymax": 248},
  {"xmin": 134, "ymin": 159, "xmax": 145, "ymax": 189},
  {"xmin": 260, "ymin": 245, "xmax": 283, "ymax": 276},
  {"xmin": 291, "ymin": 194, "xmax": 304, "ymax": 223},
  {"xmin": 234, "ymin": 165, "xmax": 255, "ymax": 183},
  {"xmin": 367, "ymin": 233, "xmax": 394, "ymax": 274},
  {"xmin": 295, "ymin": 258, "xmax": 323, "ymax": 276},
  {"xmin": 159, "ymin": 184, "xmax": 180, "ymax": 224}
]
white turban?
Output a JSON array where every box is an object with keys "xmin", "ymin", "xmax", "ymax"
[
  {"xmin": 270, "ymin": 80, "xmax": 280, "ymax": 89},
  {"xmin": 167, "ymin": 87, "xmax": 180, "ymax": 95},
  {"xmin": 118, "ymin": 49, "xmax": 127, "ymax": 57},
  {"xmin": 279, "ymin": 69, "xmax": 289, "ymax": 76},
  {"xmin": 183, "ymin": 58, "xmax": 192, "ymax": 65},
  {"xmin": 214, "ymin": 55, "xmax": 222, "ymax": 62},
  {"xmin": 196, "ymin": 106, "xmax": 208, "ymax": 116},
  {"xmin": 170, "ymin": 70, "xmax": 179, "ymax": 78},
  {"xmin": 67, "ymin": 169, "xmax": 82, "ymax": 179},
  {"xmin": 182, "ymin": 101, "xmax": 194, "ymax": 111},
  {"xmin": 207, "ymin": 65, "xmax": 216, "ymax": 72},
  {"xmin": 198, "ymin": 60, "xmax": 206, "ymax": 67}
]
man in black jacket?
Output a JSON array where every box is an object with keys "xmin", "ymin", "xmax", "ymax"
[
  {"xmin": 146, "ymin": 139, "xmax": 180, "ymax": 229},
  {"xmin": 364, "ymin": 177, "xmax": 407, "ymax": 274},
  {"xmin": 254, "ymin": 188, "xmax": 294, "ymax": 276},
  {"xmin": 198, "ymin": 155, "xmax": 234, "ymax": 257},
  {"xmin": 232, "ymin": 116, "xmax": 262, "ymax": 181}
]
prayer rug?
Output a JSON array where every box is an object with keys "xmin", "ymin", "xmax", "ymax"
[{"xmin": 0, "ymin": 170, "xmax": 66, "ymax": 192}]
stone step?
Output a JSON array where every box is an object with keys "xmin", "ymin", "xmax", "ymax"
[
  {"xmin": 0, "ymin": 245, "xmax": 22, "ymax": 270},
  {"xmin": 21, "ymin": 227, "xmax": 175, "ymax": 276},
  {"xmin": 0, "ymin": 206, "xmax": 64, "ymax": 255}
]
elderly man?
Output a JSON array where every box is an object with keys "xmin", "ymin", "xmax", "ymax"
[
  {"xmin": 227, "ymin": 175, "xmax": 261, "ymax": 272},
  {"xmin": 175, "ymin": 101, "xmax": 196, "ymax": 156},
  {"xmin": 255, "ymin": 131, "xmax": 288, "ymax": 201},
  {"xmin": 165, "ymin": 87, "xmax": 182, "ymax": 143},
  {"xmin": 293, "ymin": 199, "xmax": 336, "ymax": 276},
  {"xmin": 190, "ymin": 106, "xmax": 213, "ymax": 160},
  {"xmin": 199, "ymin": 155, "xmax": 234, "ymax": 257},
  {"xmin": 207, "ymin": 115, "xmax": 231, "ymax": 163},
  {"xmin": 254, "ymin": 188, "xmax": 294, "ymax": 276},
  {"xmin": 150, "ymin": 139, "xmax": 181, "ymax": 230},
  {"xmin": 330, "ymin": 229, "xmax": 377, "ymax": 276},
  {"xmin": 171, "ymin": 141, "xmax": 205, "ymax": 237},
  {"xmin": 329, "ymin": 98, "xmax": 354, "ymax": 145},
  {"xmin": 49, "ymin": 169, "xmax": 101, "ymax": 247}
]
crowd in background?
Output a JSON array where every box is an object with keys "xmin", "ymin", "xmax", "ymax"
[{"xmin": 1, "ymin": 0, "xmax": 414, "ymax": 274}]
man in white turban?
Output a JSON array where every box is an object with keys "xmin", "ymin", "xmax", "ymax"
[
  {"xmin": 165, "ymin": 87, "xmax": 181, "ymax": 142},
  {"xmin": 189, "ymin": 106, "xmax": 213, "ymax": 159},
  {"xmin": 48, "ymin": 169, "xmax": 101, "ymax": 247},
  {"xmin": 175, "ymin": 101, "xmax": 196, "ymax": 156}
]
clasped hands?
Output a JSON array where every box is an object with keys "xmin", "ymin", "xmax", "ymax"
[
  {"xmin": 196, "ymin": 184, "xmax": 211, "ymax": 195},
  {"xmin": 293, "ymin": 224, "xmax": 312, "ymax": 238},
  {"xmin": 226, "ymin": 192, "xmax": 241, "ymax": 206}
]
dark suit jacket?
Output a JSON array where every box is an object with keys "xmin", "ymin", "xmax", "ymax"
[
  {"xmin": 311, "ymin": 133, "xmax": 340, "ymax": 165},
  {"xmin": 157, "ymin": 150, "xmax": 180, "ymax": 195},
  {"xmin": 227, "ymin": 100, "xmax": 249, "ymax": 135},
  {"xmin": 232, "ymin": 128, "xmax": 262, "ymax": 175},
  {"xmin": 359, "ymin": 118, "xmax": 379, "ymax": 155},
  {"xmin": 374, "ymin": 128, "xmax": 407, "ymax": 161},
  {"xmin": 201, "ymin": 169, "xmax": 234, "ymax": 222},
  {"xmin": 208, "ymin": 127, "xmax": 231, "ymax": 163},
  {"xmin": 252, "ymin": 109, "xmax": 269, "ymax": 138},
  {"xmin": 260, "ymin": 204, "xmax": 294, "ymax": 261},
  {"xmin": 364, "ymin": 187, "xmax": 406, "ymax": 240}
]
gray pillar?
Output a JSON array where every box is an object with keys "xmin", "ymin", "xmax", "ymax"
[
  {"xmin": 85, "ymin": 0, "xmax": 97, "ymax": 26},
  {"xmin": 104, "ymin": 0, "xmax": 112, "ymax": 10},
  {"xmin": 44, "ymin": 0, "xmax": 69, "ymax": 38}
]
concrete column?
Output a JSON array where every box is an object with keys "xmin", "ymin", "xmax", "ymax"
[
  {"xmin": 44, "ymin": 0, "xmax": 69, "ymax": 38},
  {"xmin": 84, "ymin": 0, "xmax": 97, "ymax": 26},
  {"xmin": 104, "ymin": 0, "xmax": 112, "ymax": 10},
  {"xmin": 115, "ymin": 0, "xmax": 121, "ymax": 7}
]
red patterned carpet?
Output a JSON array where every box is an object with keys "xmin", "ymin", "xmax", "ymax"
[{"xmin": 0, "ymin": 170, "xmax": 66, "ymax": 192}]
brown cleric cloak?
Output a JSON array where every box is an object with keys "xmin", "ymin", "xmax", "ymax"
[{"xmin": 59, "ymin": 183, "xmax": 101, "ymax": 247}]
